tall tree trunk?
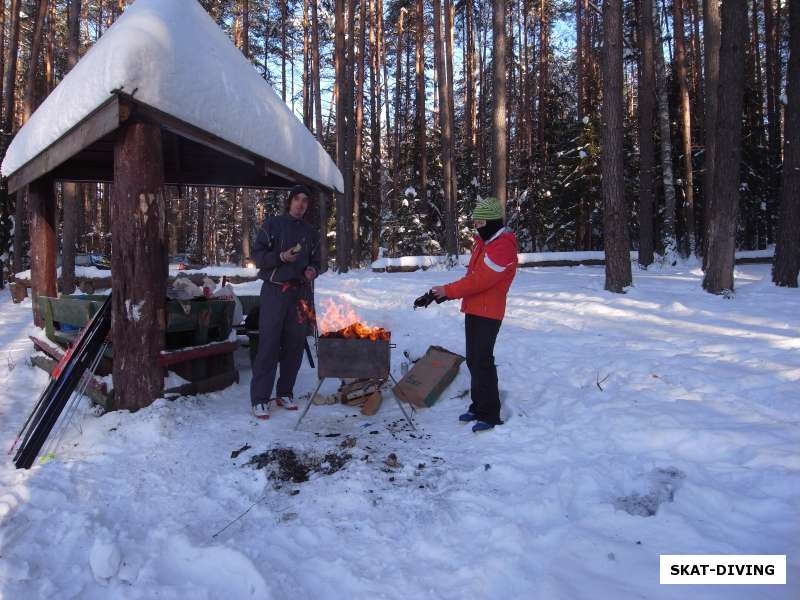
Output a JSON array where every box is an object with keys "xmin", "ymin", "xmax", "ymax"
[
  {"xmin": 2, "ymin": 0, "xmax": 22, "ymax": 277},
  {"xmin": 242, "ymin": 0, "xmax": 250, "ymax": 57},
  {"xmin": 492, "ymin": 0, "xmax": 507, "ymax": 210},
  {"xmin": 538, "ymin": 0, "xmax": 550, "ymax": 169},
  {"xmin": 22, "ymin": 0, "xmax": 49, "ymax": 122},
  {"xmin": 68, "ymin": 0, "xmax": 81, "ymax": 68},
  {"xmin": 241, "ymin": 190, "xmax": 252, "ymax": 263},
  {"xmin": 673, "ymin": 0, "xmax": 695, "ymax": 256},
  {"xmin": 378, "ymin": 0, "xmax": 390, "ymax": 154},
  {"xmin": 45, "ymin": 1, "xmax": 55, "ymax": 93},
  {"xmin": 281, "ymin": 0, "xmax": 287, "ymax": 102},
  {"xmin": 433, "ymin": 0, "xmax": 452, "ymax": 234},
  {"xmin": 638, "ymin": 0, "xmax": 656, "ymax": 267},
  {"xmin": 196, "ymin": 188, "xmax": 206, "ymax": 262},
  {"xmin": 652, "ymin": 0, "xmax": 677, "ymax": 256},
  {"xmin": 62, "ymin": 182, "xmax": 78, "ymax": 294},
  {"xmin": 415, "ymin": 0, "xmax": 427, "ymax": 198},
  {"xmin": 112, "ymin": 122, "xmax": 167, "ymax": 411},
  {"xmin": 602, "ymin": 0, "xmax": 632, "ymax": 292},
  {"xmin": 464, "ymin": 0, "xmax": 476, "ymax": 169},
  {"xmin": 352, "ymin": 0, "xmax": 367, "ymax": 265},
  {"xmin": 772, "ymin": 0, "xmax": 799, "ymax": 287},
  {"xmin": 393, "ymin": 7, "xmax": 406, "ymax": 212},
  {"xmin": 764, "ymin": 0, "xmax": 780, "ymax": 166},
  {"xmin": 702, "ymin": 0, "xmax": 720, "ymax": 265},
  {"xmin": 335, "ymin": 0, "xmax": 351, "ymax": 271},
  {"xmin": 310, "ymin": 0, "xmax": 327, "ymax": 269},
  {"xmin": 0, "ymin": 0, "xmax": 6, "ymax": 116},
  {"xmin": 576, "ymin": 0, "xmax": 592, "ymax": 250},
  {"xmin": 689, "ymin": 0, "xmax": 703, "ymax": 135},
  {"xmin": 444, "ymin": 0, "xmax": 457, "ymax": 236},
  {"xmin": 703, "ymin": 0, "xmax": 747, "ymax": 294},
  {"xmin": 370, "ymin": 0, "xmax": 382, "ymax": 261},
  {"xmin": 437, "ymin": 0, "xmax": 456, "ymax": 257},
  {"xmin": 303, "ymin": 0, "xmax": 312, "ymax": 128}
]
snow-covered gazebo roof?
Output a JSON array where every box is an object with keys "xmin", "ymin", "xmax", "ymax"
[{"xmin": 1, "ymin": 0, "xmax": 344, "ymax": 195}]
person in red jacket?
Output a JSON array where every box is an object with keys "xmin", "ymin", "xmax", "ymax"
[{"xmin": 432, "ymin": 197, "xmax": 518, "ymax": 432}]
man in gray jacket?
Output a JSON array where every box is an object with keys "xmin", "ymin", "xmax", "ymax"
[{"xmin": 250, "ymin": 185, "xmax": 321, "ymax": 419}]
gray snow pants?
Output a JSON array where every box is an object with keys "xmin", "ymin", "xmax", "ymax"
[{"xmin": 250, "ymin": 282, "xmax": 307, "ymax": 405}]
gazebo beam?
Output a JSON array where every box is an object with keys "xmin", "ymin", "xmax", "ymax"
[
  {"xmin": 111, "ymin": 122, "xmax": 168, "ymax": 411},
  {"xmin": 28, "ymin": 176, "xmax": 58, "ymax": 327},
  {"xmin": 8, "ymin": 96, "xmax": 124, "ymax": 194}
]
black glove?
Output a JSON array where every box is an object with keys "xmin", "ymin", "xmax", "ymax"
[{"xmin": 413, "ymin": 289, "xmax": 449, "ymax": 309}]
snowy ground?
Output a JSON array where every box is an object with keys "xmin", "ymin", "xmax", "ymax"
[{"xmin": 0, "ymin": 263, "xmax": 798, "ymax": 599}]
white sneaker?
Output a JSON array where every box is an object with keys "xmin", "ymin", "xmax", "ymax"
[
  {"xmin": 252, "ymin": 402, "xmax": 271, "ymax": 419},
  {"xmin": 274, "ymin": 396, "xmax": 299, "ymax": 411}
]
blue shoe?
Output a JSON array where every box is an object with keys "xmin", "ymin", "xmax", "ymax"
[
  {"xmin": 472, "ymin": 421, "xmax": 495, "ymax": 433},
  {"xmin": 459, "ymin": 412, "xmax": 477, "ymax": 423}
]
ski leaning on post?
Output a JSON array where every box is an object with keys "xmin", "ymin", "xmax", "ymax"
[{"xmin": 11, "ymin": 295, "xmax": 112, "ymax": 469}]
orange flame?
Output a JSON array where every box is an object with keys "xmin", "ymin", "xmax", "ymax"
[
  {"xmin": 317, "ymin": 299, "xmax": 390, "ymax": 341},
  {"xmin": 297, "ymin": 299, "xmax": 316, "ymax": 324}
]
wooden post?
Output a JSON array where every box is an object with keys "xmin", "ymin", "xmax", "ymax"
[
  {"xmin": 112, "ymin": 122, "xmax": 168, "ymax": 411},
  {"xmin": 28, "ymin": 177, "xmax": 57, "ymax": 327}
]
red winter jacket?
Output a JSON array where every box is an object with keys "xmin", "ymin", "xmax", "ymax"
[{"xmin": 444, "ymin": 229, "xmax": 518, "ymax": 321}]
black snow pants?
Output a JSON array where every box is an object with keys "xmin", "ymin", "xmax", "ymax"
[{"xmin": 465, "ymin": 313, "xmax": 503, "ymax": 425}]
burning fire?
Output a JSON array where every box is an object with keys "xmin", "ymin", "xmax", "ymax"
[
  {"xmin": 297, "ymin": 299, "xmax": 316, "ymax": 324},
  {"xmin": 316, "ymin": 299, "xmax": 390, "ymax": 341}
]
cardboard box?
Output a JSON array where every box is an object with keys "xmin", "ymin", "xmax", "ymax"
[{"xmin": 392, "ymin": 346, "xmax": 465, "ymax": 408}]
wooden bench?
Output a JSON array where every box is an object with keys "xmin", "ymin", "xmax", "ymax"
[{"xmin": 31, "ymin": 295, "xmax": 241, "ymax": 409}]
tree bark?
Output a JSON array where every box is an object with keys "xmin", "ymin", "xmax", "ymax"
[
  {"xmin": 538, "ymin": 0, "xmax": 550, "ymax": 168},
  {"xmin": 1, "ymin": 0, "xmax": 22, "ymax": 279},
  {"xmin": 112, "ymin": 122, "xmax": 167, "ymax": 410},
  {"xmin": 703, "ymin": 0, "xmax": 747, "ymax": 294},
  {"xmin": 773, "ymin": 0, "xmax": 799, "ymax": 287},
  {"xmin": 310, "ymin": 0, "xmax": 327, "ymax": 270},
  {"xmin": 353, "ymin": 0, "xmax": 367, "ymax": 265},
  {"xmin": 303, "ymin": 0, "xmax": 312, "ymax": 128},
  {"xmin": 196, "ymin": 187, "xmax": 206, "ymax": 262},
  {"xmin": 393, "ymin": 7, "xmax": 406, "ymax": 212},
  {"xmin": 28, "ymin": 177, "xmax": 57, "ymax": 327},
  {"xmin": 702, "ymin": 0, "xmax": 720, "ymax": 265},
  {"xmin": 464, "ymin": 0, "xmax": 476, "ymax": 169},
  {"xmin": 335, "ymin": 0, "xmax": 351, "ymax": 271},
  {"xmin": 652, "ymin": 0, "xmax": 677, "ymax": 256},
  {"xmin": 764, "ymin": 0, "xmax": 780, "ymax": 166},
  {"xmin": 445, "ymin": 0, "xmax": 457, "ymax": 232},
  {"xmin": 415, "ymin": 0, "xmax": 427, "ymax": 198},
  {"xmin": 492, "ymin": 0, "xmax": 507, "ymax": 210},
  {"xmin": 637, "ymin": 0, "xmax": 656, "ymax": 267},
  {"xmin": 281, "ymin": 0, "xmax": 287, "ymax": 101},
  {"xmin": 433, "ymin": 0, "xmax": 456, "ymax": 257},
  {"xmin": 601, "ymin": 0, "xmax": 632, "ymax": 292},
  {"xmin": 241, "ymin": 190, "xmax": 252, "ymax": 263},
  {"xmin": 370, "ymin": 0, "xmax": 382, "ymax": 261},
  {"xmin": 61, "ymin": 182, "xmax": 78, "ymax": 294},
  {"xmin": 23, "ymin": 0, "xmax": 50, "ymax": 122},
  {"xmin": 673, "ymin": 0, "xmax": 695, "ymax": 256}
]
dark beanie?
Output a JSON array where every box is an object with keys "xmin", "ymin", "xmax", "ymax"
[{"xmin": 288, "ymin": 184, "xmax": 312, "ymax": 201}]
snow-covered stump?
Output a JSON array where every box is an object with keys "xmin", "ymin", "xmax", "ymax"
[
  {"xmin": 111, "ymin": 122, "xmax": 168, "ymax": 411},
  {"xmin": 27, "ymin": 176, "xmax": 57, "ymax": 327}
]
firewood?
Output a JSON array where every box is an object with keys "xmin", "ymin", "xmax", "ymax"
[{"xmin": 360, "ymin": 391, "xmax": 383, "ymax": 416}]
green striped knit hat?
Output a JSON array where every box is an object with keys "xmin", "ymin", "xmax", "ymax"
[{"xmin": 472, "ymin": 197, "xmax": 504, "ymax": 221}]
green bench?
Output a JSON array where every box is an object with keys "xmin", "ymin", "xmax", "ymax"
[{"xmin": 31, "ymin": 295, "xmax": 240, "ymax": 409}]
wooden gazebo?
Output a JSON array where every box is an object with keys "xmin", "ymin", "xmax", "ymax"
[{"xmin": 1, "ymin": 0, "xmax": 343, "ymax": 411}]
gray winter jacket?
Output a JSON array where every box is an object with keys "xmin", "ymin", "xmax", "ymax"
[{"xmin": 253, "ymin": 215, "xmax": 321, "ymax": 284}]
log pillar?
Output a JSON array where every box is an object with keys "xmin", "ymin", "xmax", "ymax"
[
  {"xmin": 28, "ymin": 177, "xmax": 58, "ymax": 327},
  {"xmin": 111, "ymin": 122, "xmax": 168, "ymax": 411}
]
